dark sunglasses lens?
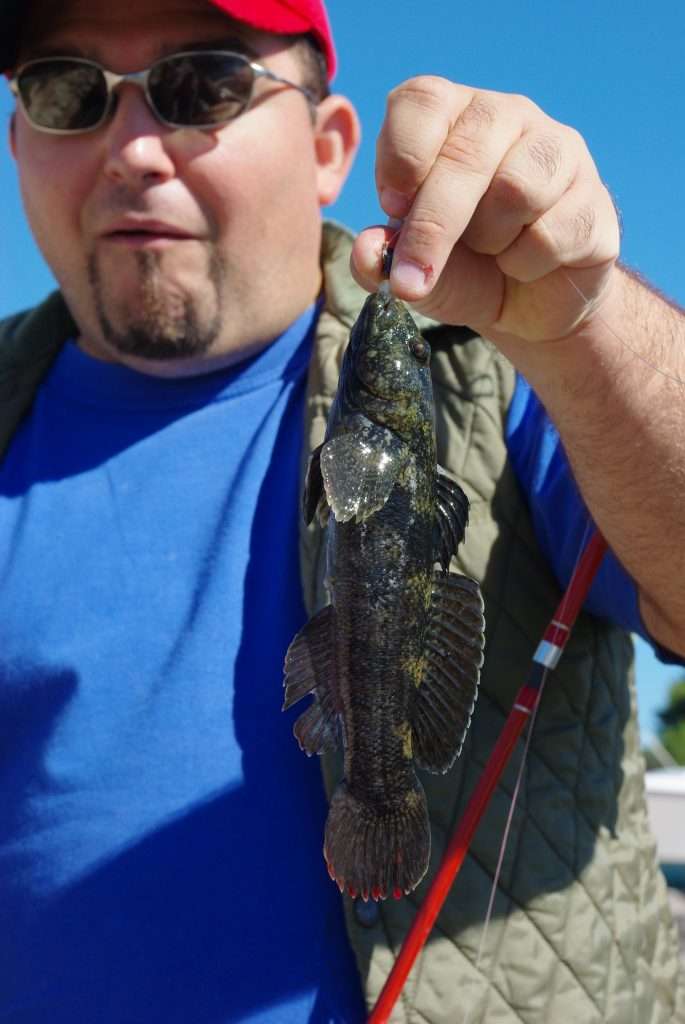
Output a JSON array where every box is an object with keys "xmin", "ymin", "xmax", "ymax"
[
  {"xmin": 18, "ymin": 60, "xmax": 108, "ymax": 131},
  {"xmin": 149, "ymin": 52, "xmax": 254, "ymax": 126}
]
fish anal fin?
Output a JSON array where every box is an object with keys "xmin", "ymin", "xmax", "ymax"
[
  {"xmin": 432, "ymin": 469, "xmax": 470, "ymax": 572},
  {"xmin": 282, "ymin": 605, "xmax": 341, "ymax": 756},
  {"xmin": 411, "ymin": 572, "xmax": 484, "ymax": 773}
]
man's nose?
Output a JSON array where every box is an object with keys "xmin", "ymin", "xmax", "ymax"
[{"xmin": 102, "ymin": 84, "xmax": 177, "ymax": 186}]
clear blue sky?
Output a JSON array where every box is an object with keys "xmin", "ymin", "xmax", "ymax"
[{"xmin": 0, "ymin": 0, "xmax": 683, "ymax": 738}]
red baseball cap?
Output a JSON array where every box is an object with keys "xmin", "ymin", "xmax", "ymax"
[
  {"xmin": 1, "ymin": 0, "xmax": 337, "ymax": 79},
  {"xmin": 209, "ymin": 0, "xmax": 337, "ymax": 79}
]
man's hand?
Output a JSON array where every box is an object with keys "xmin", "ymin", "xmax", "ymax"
[
  {"xmin": 351, "ymin": 77, "xmax": 621, "ymax": 344},
  {"xmin": 351, "ymin": 75, "xmax": 685, "ymax": 656}
]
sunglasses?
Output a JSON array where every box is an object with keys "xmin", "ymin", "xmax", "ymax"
[{"xmin": 8, "ymin": 50, "xmax": 317, "ymax": 135}]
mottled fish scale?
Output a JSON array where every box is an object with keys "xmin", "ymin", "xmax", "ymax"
[{"xmin": 283, "ymin": 292, "xmax": 485, "ymax": 899}]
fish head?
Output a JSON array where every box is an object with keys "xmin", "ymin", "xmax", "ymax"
[{"xmin": 344, "ymin": 291, "xmax": 433, "ymax": 437}]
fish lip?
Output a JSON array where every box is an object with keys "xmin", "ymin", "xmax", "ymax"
[
  {"xmin": 353, "ymin": 291, "xmax": 394, "ymax": 346},
  {"xmin": 369, "ymin": 288, "xmax": 395, "ymax": 315},
  {"xmin": 376, "ymin": 282, "xmax": 394, "ymax": 309}
]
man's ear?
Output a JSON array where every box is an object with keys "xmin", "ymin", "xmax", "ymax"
[
  {"xmin": 8, "ymin": 110, "xmax": 17, "ymax": 158},
  {"xmin": 313, "ymin": 94, "xmax": 361, "ymax": 207}
]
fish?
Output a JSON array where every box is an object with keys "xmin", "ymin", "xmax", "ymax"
[{"xmin": 283, "ymin": 290, "xmax": 485, "ymax": 901}]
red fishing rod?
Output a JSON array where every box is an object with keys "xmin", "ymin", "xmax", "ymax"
[{"xmin": 368, "ymin": 528, "xmax": 608, "ymax": 1023}]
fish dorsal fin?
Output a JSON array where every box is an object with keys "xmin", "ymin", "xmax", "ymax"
[
  {"xmin": 320, "ymin": 422, "xmax": 409, "ymax": 524},
  {"xmin": 433, "ymin": 469, "xmax": 470, "ymax": 572},
  {"xmin": 410, "ymin": 572, "xmax": 484, "ymax": 774},
  {"xmin": 282, "ymin": 605, "xmax": 341, "ymax": 756}
]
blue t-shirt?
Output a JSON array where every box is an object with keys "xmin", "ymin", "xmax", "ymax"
[
  {"xmin": 0, "ymin": 308, "xmax": 665, "ymax": 1023},
  {"xmin": 0, "ymin": 305, "xmax": 365, "ymax": 1023}
]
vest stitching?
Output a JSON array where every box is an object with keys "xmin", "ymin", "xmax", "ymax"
[
  {"xmin": 378, "ymin": 903, "xmax": 414, "ymax": 1023},
  {"xmin": 421, "ymin": 703, "xmax": 622, "ymax": 1013},
  {"xmin": 502, "ymin": 774, "xmax": 638, "ymax": 1000},
  {"xmin": 475, "ymin": 656, "xmax": 620, "ymax": 1023},
  {"xmin": 413, "ymin": 900, "xmax": 532, "ymax": 1024},
  {"xmin": 413, "ymin": 592, "xmax": 650, "ymax": 1009},
  {"xmin": 430, "ymin": 672, "xmax": 642, "ymax": 1007},
  {"xmin": 458, "ymin": 847, "xmax": 606, "ymax": 1019},
  {"xmin": 574, "ymin": 625, "xmax": 627, "ymax": 1024}
]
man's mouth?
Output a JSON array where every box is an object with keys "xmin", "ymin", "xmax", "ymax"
[{"xmin": 101, "ymin": 219, "xmax": 196, "ymax": 248}]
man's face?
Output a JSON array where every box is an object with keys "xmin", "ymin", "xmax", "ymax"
[{"xmin": 12, "ymin": 0, "xmax": 341, "ymax": 373}]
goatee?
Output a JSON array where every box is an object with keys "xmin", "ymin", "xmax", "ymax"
[{"xmin": 88, "ymin": 248, "xmax": 225, "ymax": 360}]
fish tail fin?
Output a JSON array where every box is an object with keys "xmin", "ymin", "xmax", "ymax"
[{"xmin": 324, "ymin": 782, "xmax": 430, "ymax": 901}]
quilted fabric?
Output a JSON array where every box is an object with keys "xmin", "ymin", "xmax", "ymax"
[{"xmin": 302, "ymin": 223, "xmax": 685, "ymax": 1023}]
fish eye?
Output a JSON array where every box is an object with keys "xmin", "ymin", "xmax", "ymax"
[{"xmin": 411, "ymin": 338, "xmax": 430, "ymax": 363}]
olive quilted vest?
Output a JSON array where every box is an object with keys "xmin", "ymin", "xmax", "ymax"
[{"xmin": 299, "ymin": 223, "xmax": 685, "ymax": 1024}]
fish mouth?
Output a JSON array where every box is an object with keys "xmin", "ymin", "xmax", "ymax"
[
  {"xmin": 371, "ymin": 287, "xmax": 396, "ymax": 315},
  {"xmin": 353, "ymin": 291, "xmax": 397, "ymax": 347}
]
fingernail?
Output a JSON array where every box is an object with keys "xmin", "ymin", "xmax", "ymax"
[
  {"xmin": 379, "ymin": 187, "xmax": 412, "ymax": 219},
  {"xmin": 391, "ymin": 258, "xmax": 429, "ymax": 297}
]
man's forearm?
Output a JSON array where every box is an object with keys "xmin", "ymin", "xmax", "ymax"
[{"xmin": 499, "ymin": 266, "xmax": 685, "ymax": 655}]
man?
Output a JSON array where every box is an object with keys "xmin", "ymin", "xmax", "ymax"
[{"xmin": 0, "ymin": 1, "xmax": 683, "ymax": 1022}]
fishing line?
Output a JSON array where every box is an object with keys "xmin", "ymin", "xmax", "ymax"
[
  {"xmin": 465, "ymin": 232, "xmax": 682, "ymax": 988},
  {"xmin": 465, "ymin": 516, "xmax": 595, "ymax": 1024},
  {"xmin": 369, "ymin": 207, "xmax": 668, "ymax": 1019},
  {"xmin": 473, "ymin": 667, "xmax": 548, "ymax": 967},
  {"xmin": 369, "ymin": 528, "xmax": 607, "ymax": 1023},
  {"xmin": 461, "ymin": 685, "xmax": 549, "ymax": 1024},
  {"xmin": 560, "ymin": 269, "xmax": 685, "ymax": 387},
  {"xmin": 536, "ymin": 219, "xmax": 685, "ymax": 390}
]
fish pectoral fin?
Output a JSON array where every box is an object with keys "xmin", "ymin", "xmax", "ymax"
[
  {"xmin": 303, "ymin": 443, "xmax": 326, "ymax": 526},
  {"xmin": 282, "ymin": 605, "xmax": 341, "ymax": 756},
  {"xmin": 432, "ymin": 468, "xmax": 470, "ymax": 572},
  {"xmin": 320, "ymin": 427, "xmax": 409, "ymax": 524},
  {"xmin": 410, "ymin": 572, "xmax": 485, "ymax": 774}
]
